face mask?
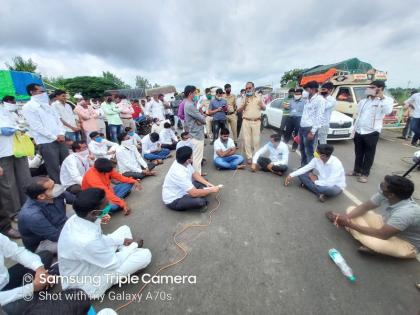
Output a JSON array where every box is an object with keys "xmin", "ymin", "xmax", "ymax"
[
  {"xmin": 77, "ymin": 149, "xmax": 89, "ymax": 158},
  {"xmin": 48, "ymin": 184, "xmax": 65, "ymax": 199},
  {"xmin": 365, "ymin": 88, "xmax": 377, "ymax": 97},
  {"xmin": 95, "ymin": 137, "xmax": 103, "ymax": 143},
  {"xmin": 246, "ymin": 91, "xmax": 253, "ymax": 97},
  {"xmin": 32, "ymin": 92, "xmax": 49, "ymax": 105},
  {"xmin": 302, "ymin": 91, "xmax": 309, "ymax": 98},
  {"xmin": 121, "ymin": 139, "xmax": 132, "ymax": 147},
  {"xmin": 193, "ymin": 95, "xmax": 199, "ymax": 102},
  {"xmin": 226, "ymin": 90, "xmax": 231, "ymax": 95},
  {"xmin": 294, "ymin": 95, "xmax": 302, "ymax": 101},
  {"xmin": 268, "ymin": 142, "xmax": 274, "ymax": 148},
  {"xmin": 206, "ymin": 94, "xmax": 212, "ymax": 100},
  {"xmin": 3, "ymin": 102, "xmax": 18, "ymax": 112},
  {"xmin": 216, "ymin": 96, "xmax": 222, "ymax": 101},
  {"xmin": 321, "ymin": 92, "xmax": 329, "ymax": 97},
  {"xmin": 129, "ymin": 131, "xmax": 135, "ymax": 136}
]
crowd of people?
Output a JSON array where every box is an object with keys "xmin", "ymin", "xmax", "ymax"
[{"xmin": 0, "ymin": 79, "xmax": 419, "ymax": 314}]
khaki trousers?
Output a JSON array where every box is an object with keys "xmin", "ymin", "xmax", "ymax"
[
  {"xmin": 346, "ymin": 206, "xmax": 417, "ymax": 258},
  {"xmin": 242, "ymin": 119, "xmax": 261, "ymax": 160},
  {"xmin": 205, "ymin": 116, "xmax": 213, "ymax": 138},
  {"xmin": 227, "ymin": 114, "xmax": 238, "ymax": 142},
  {"xmin": 191, "ymin": 138, "xmax": 204, "ymax": 174}
]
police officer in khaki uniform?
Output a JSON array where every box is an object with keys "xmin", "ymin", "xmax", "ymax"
[
  {"xmin": 237, "ymin": 81, "xmax": 266, "ymax": 163},
  {"xmin": 224, "ymin": 84, "xmax": 238, "ymax": 145},
  {"xmin": 199, "ymin": 88, "xmax": 213, "ymax": 140}
]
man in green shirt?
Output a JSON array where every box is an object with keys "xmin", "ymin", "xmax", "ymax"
[{"xmin": 101, "ymin": 95, "xmax": 123, "ymax": 143}]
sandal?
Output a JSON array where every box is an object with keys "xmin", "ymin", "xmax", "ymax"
[
  {"xmin": 347, "ymin": 171, "xmax": 361, "ymax": 177},
  {"xmin": 357, "ymin": 176, "xmax": 368, "ymax": 183}
]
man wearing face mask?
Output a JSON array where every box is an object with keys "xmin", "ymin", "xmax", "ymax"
[
  {"xmin": 283, "ymin": 88, "xmax": 306, "ymax": 151},
  {"xmin": 349, "ymin": 80, "xmax": 393, "ymax": 183},
  {"xmin": 299, "ymin": 81, "xmax": 326, "ymax": 166},
  {"xmin": 58, "ymin": 188, "xmax": 152, "ymax": 298},
  {"xmin": 236, "ymin": 89, "xmax": 246, "ymax": 137},
  {"xmin": 162, "ymin": 146, "xmax": 219, "ymax": 211},
  {"xmin": 318, "ymin": 82, "xmax": 337, "ymax": 145},
  {"xmin": 88, "ymin": 131, "xmax": 118, "ymax": 160},
  {"xmin": 209, "ymin": 89, "xmax": 228, "ymax": 143},
  {"xmin": 285, "ymin": 144, "xmax": 345, "ymax": 202},
  {"xmin": 101, "ymin": 94, "xmax": 123, "ymax": 143},
  {"xmin": 326, "ymin": 175, "xmax": 420, "ymax": 258},
  {"xmin": 252, "ymin": 134, "xmax": 289, "ymax": 176},
  {"xmin": 0, "ymin": 96, "xmax": 32, "ymax": 239},
  {"xmin": 224, "ymin": 84, "xmax": 238, "ymax": 145},
  {"xmin": 237, "ymin": 82, "xmax": 266, "ymax": 164},
  {"xmin": 60, "ymin": 141, "xmax": 93, "ymax": 196},
  {"xmin": 197, "ymin": 88, "xmax": 213, "ymax": 140},
  {"xmin": 22, "ymin": 84, "xmax": 68, "ymax": 184},
  {"xmin": 18, "ymin": 176, "xmax": 68, "ymax": 253}
]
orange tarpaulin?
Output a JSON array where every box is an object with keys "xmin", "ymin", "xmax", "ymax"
[{"xmin": 300, "ymin": 68, "xmax": 337, "ymax": 86}]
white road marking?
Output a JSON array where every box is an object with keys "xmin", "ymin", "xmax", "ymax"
[{"xmin": 289, "ymin": 145, "xmax": 363, "ymax": 205}]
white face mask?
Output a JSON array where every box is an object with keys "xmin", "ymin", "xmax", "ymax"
[
  {"xmin": 121, "ymin": 139, "xmax": 132, "ymax": 147},
  {"xmin": 32, "ymin": 92, "xmax": 49, "ymax": 105},
  {"xmin": 302, "ymin": 90, "xmax": 309, "ymax": 98},
  {"xmin": 76, "ymin": 149, "xmax": 89, "ymax": 158},
  {"xmin": 294, "ymin": 95, "xmax": 302, "ymax": 101},
  {"xmin": 365, "ymin": 87, "xmax": 377, "ymax": 97},
  {"xmin": 51, "ymin": 184, "xmax": 66, "ymax": 198},
  {"xmin": 3, "ymin": 102, "xmax": 18, "ymax": 112}
]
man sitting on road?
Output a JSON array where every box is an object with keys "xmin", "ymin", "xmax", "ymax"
[
  {"xmin": 159, "ymin": 122, "xmax": 178, "ymax": 150},
  {"xmin": 116, "ymin": 131, "xmax": 156, "ymax": 181},
  {"xmin": 162, "ymin": 146, "xmax": 220, "ymax": 211},
  {"xmin": 81, "ymin": 158, "xmax": 140, "ymax": 214},
  {"xmin": 18, "ymin": 176, "xmax": 68, "ymax": 253},
  {"xmin": 285, "ymin": 144, "xmax": 345, "ymax": 202},
  {"xmin": 88, "ymin": 131, "xmax": 118, "ymax": 160},
  {"xmin": 141, "ymin": 132, "xmax": 171, "ymax": 162},
  {"xmin": 326, "ymin": 175, "xmax": 420, "ymax": 259},
  {"xmin": 176, "ymin": 131, "xmax": 193, "ymax": 150},
  {"xmin": 251, "ymin": 134, "xmax": 289, "ymax": 176},
  {"xmin": 58, "ymin": 188, "xmax": 152, "ymax": 299},
  {"xmin": 213, "ymin": 128, "xmax": 245, "ymax": 170}
]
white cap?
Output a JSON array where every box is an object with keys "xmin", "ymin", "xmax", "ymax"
[{"xmin": 74, "ymin": 93, "xmax": 83, "ymax": 99}]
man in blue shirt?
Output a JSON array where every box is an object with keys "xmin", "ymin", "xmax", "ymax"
[
  {"xmin": 18, "ymin": 176, "xmax": 68, "ymax": 253},
  {"xmin": 209, "ymin": 88, "xmax": 228, "ymax": 144},
  {"xmin": 283, "ymin": 88, "xmax": 306, "ymax": 151}
]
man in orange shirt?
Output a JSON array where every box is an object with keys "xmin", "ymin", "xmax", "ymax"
[{"xmin": 81, "ymin": 158, "xmax": 141, "ymax": 214}]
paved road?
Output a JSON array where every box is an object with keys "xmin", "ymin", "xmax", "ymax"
[{"xmin": 95, "ymin": 128, "xmax": 420, "ymax": 315}]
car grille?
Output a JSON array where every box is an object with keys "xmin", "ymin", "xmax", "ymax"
[{"xmin": 329, "ymin": 122, "xmax": 352, "ymax": 128}]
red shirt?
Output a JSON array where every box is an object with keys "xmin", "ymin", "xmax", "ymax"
[
  {"xmin": 132, "ymin": 103, "xmax": 142, "ymax": 119},
  {"xmin": 82, "ymin": 168, "xmax": 136, "ymax": 208}
]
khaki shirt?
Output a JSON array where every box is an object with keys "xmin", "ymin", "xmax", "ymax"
[
  {"xmin": 224, "ymin": 94, "xmax": 237, "ymax": 114},
  {"xmin": 242, "ymin": 95, "xmax": 264, "ymax": 120}
]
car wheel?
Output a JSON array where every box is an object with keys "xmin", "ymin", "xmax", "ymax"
[{"xmin": 262, "ymin": 115, "xmax": 269, "ymax": 129}]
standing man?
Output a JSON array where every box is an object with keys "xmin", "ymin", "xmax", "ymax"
[
  {"xmin": 22, "ymin": 84, "xmax": 68, "ymax": 184},
  {"xmin": 237, "ymin": 82, "xmax": 266, "ymax": 164},
  {"xmin": 52, "ymin": 90, "xmax": 81, "ymax": 142},
  {"xmin": 74, "ymin": 98, "xmax": 98, "ymax": 143},
  {"xmin": 101, "ymin": 94, "xmax": 123, "ymax": 143},
  {"xmin": 198, "ymin": 88, "xmax": 213, "ymax": 140},
  {"xmin": 404, "ymin": 90, "xmax": 420, "ymax": 147},
  {"xmin": 283, "ymin": 88, "xmax": 305, "ymax": 151},
  {"xmin": 116, "ymin": 95, "xmax": 135, "ymax": 132},
  {"xmin": 299, "ymin": 81, "xmax": 325, "ymax": 166},
  {"xmin": 224, "ymin": 84, "xmax": 238, "ymax": 145},
  {"xmin": 145, "ymin": 94, "xmax": 165, "ymax": 122},
  {"xmin": 318, "ymin": 82, "xmax": 336, "ymax": 144},
  {"xmin": 236, "ymin": 89, "xmax": 246, "ymax": 137},
  {"xmin": 171, "ymin": 93, "xmax": 182, "ymax": 129},
  {"xmin": 184, "ymin": 85, "xmax": 206, "ymax": 175},
  {"xmin": 208, "ymin": 88, "xmax": 228, "ymax": 143},
  {"xmin": 349, "ymin": 80, "xmax": 393, "ymax": 183}
]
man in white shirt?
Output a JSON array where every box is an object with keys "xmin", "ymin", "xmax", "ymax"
[
  {"xmin": 22, "ymin": 84, "xmax": 69, "ymax": 184},
  {"xmin": 141, "ymin": 132, "xmax": 171, "ymax": 161},
  {"xmin": 299, "ymin": 81, "xmax": 326, "ymax": 166},
  {"xmin": 318, "ymin": 82, "xmax": 336, "ymax": 145},
  {"xmin": 162, "ymin": 146, "xmax": 220, "ymax": 211},
  {"xmin": 145, "ymin": 94, "xmax": 165, "ymax": 121},
  {"xmin": 251, "ymin": 134, "xmax": 288, "ymax": 176},
  {"xmin": 349, "ymin": 81, "xmax": 393, "ymax": 183},
  {"xmin": 52, "ymin": 90, "xmax": 81, "ymax": 142},
  {"xmin": 285, "ymin": 144, "xmax": 345, "ymax": 202},
  {"xmin": 160, "ymin": 122, "xmax": 178, "ymax": 150},
  {"xmin": 0, "ymin": 96, "xmax": 31, "ymax": 238},
  {"xmin": 58, "ymin": 188, "xmax": 152, "ymax": 299},
  {"xmin": 0, "ymin": 233, "xmax": 53, "ymax": 315},
  {"xmin": 116, "ymin": 131, "xmax": 156, "ymax": 181},
  {"xmin": 88, "ymin": 132, "xmax": 118, "ymax": 160},
  {"xmin": 176, "ymin": 132, "xmax": 194, "ymax": 150},
  {"xmin": 60, "ymin": 141, "xmax": 92, "ymax": 195},
  {"xmin": 213, "ymin": 128, "xmax": 245, "ymax": 170},
  {"xmin": 404, "ymin": 91, "xmax": 420, "ymax": 147}
]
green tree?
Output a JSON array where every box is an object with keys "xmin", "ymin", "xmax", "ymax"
[
  {"xmin": 58, "ymin": 76, "xmax": 120, "ymax": 98},
  {"xmin": 280, "ymin": 68, "xmax": 305, "ymax": 88},
  {"xmin": 135, "ymin": 75, "xmax": 152, "ymax": 89},
  {"xmin": 102, "ymin": 71, "xmax": 130, "ymax": 89},
  {"xmin": 152, "ymin": 83, "xmax": 160, "ymax": 88},
  {"xmin": 5, "ymin": 56, "xmax": 37, "ymax": 73}
]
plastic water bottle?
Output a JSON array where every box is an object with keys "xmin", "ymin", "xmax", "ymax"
[{"xmin": 328, "ymin": 248, "xmax": 356, "ymax": 282}]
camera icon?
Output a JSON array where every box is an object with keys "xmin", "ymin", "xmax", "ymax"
[{"xmin": 22, "ymin": 273, "xmax": 34, "ymax": 301}]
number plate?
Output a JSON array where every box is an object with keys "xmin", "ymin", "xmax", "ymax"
[{"xmin": 334, "ymin": 130, "xmax": 349, "ymax": 135}]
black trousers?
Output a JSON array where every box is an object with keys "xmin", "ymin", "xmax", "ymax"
[
  {"xmin": 283, "ymin": 116, "xmax": 301, "ymax": 143},
  {"xmin": 38, "ymin": 141, "xmax": 69, "ymax": 184},
  {"xmin": 213, "ymin": 120, "xmax": 227, "ymax": 141},
  {"xmin": 66, "ymin": 184, "xmax": 82, "ymax": 196},
  {"xmin": 237, "ymin": 112, "xmax": 243, "ymax": 136},
  {"xmin": 257, "ymin": 157, "xmax": 288, "ymax": 173},
  {"xmin": 123, "ymin": 162, "xmax": 156, "ymax": 180},
  {"xmin": 161, "ymin": 142, "xmax": 177, "ymax": 150},
  {"xmin": 353, "ymin": 132, "xmax": 380, "ymax": 176},
  {"xmin": 166, "ymin": 181, "xmax": 208, "ymax": 211}
]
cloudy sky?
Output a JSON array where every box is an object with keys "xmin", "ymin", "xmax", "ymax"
[{"xmin": 1, "ymin": 0, "xmax": 420, "ymax": 92}]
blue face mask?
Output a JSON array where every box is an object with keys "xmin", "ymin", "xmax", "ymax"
[
  {"xmin": 246, "ymin": 91, "xmax": 253, "ymax": 97},
  {"xmin": 95, "ymin": 137, "xmax": 103, "ymax": 143},
  {"xmin": 129, "ymin": 131, "xmax": 135, "ymax": 136}
]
